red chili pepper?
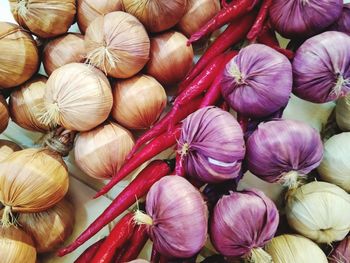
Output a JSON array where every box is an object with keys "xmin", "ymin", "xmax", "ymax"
[
  {"xmin": 74, "ymin": 238, "xmax": 106, "ymax": 263},
  {"xmin": 96, "ymin": 127, "xmax": 181, "ymax": 198},
  {"xmin": 188, "ymin": 0, "xmax": 258, "ymax": 44},
  {"xmin": 117, "ymin": 225, "xmax": 148, "ymax": 262},
  {"xmin": 179, "ymin": 12, "xmax": 257, "ymax": 92},
  {"xmin": 90, "ymin": 213, "xmax": 135, "ymax": 263},
  {"xmin": 257, "ymin": 24, "xmax": 294, "ymax": 60},
  {"xmin": 151, "ymin": 244, "xmax": 160, "ymax": 263},
  {"xmin": 126, "ymin": 96, "xmax": 203, "ymax": 161},
  {"xmin": 247, "ymin": 0, "xmax": 272, "ymax": 40},
  {"xmin": 58, "ymin": 160, "xmax": 174, "ymax": 256},
  {"xmin": 199, "ymin": 51, "xmax": 238, "ymax": 108}
]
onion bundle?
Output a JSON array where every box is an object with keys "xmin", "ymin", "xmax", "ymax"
[
  {"xmin": 76, "ymin": 0, "xmax": 122, "ymax": 33},
  {"xmin": 18, "ymin": 198, "xmax": 74, "ymax": 253},
  {"xmin": 74, "ymin": 122, "xmax": 135, "ymax": 179},
  {"xmin": 178, "ymin": 107, "xmax": 245, "ymax": 183},
  {"xmin": 43, "ymin": 33, "xmax": 86, "ymax": 75},
  {"xmin": 0, "ymin": 22, "xmax": 39, "ymax": 89},
  {"xmin": 122, "ymin": 0, "xmax": 187, "ymax": 32},
  {"xmin": 39, "ymin": 63, "xmax": 113, "ymax": 132},
  {"xmin": 134, "ymin": 176, "xmax": 208, "ymax": 258},
  {"xmin": 210, "ymin": 189, "xmax": 279, "ymax": 261},
  {"xmin": 336, "ymin": 94, "xmax": 350, "ymax": 131},
  {"xmin": 329, "ymin": 236, "xmax": 350, "ymax": 263},
  {"xmin": 293, "ymin": 31, "xmax": 350, "ymax": 103},
  {"xmin": 111, "ymin": 75, "xmax": 167, "ymax": 130},
  {"xmin": 0, "ymin": 226, "xmax": 37, "ymax": 263},
  {"xmin": 269, "ymin": 0, "xmax": 343, "ymax": 38},
  {"xmin": 9, "ymin": 74, "xmax": 50, "ymax": 132},
  {"xmin": 330, "ymin": 3, "xmax": 350, "ymax": 34},
  {"xmin": 0, "ymin": 94, "xmax": 9, "ymax": 134},
  {"xmin": 9, "ymin": 0, "xmax": 76, "ymax": 38},
  {"xmin": 85, "ymin": 11, "xmax": 150, "ymax": 79},
  {"xmin": 318, "ymin": 133, "xmax": 350, "ymax": 192},
  {"xmin": 145, "ymin": 31, "xmax": 194, "ymax": 86},
  {"xmin": 246, "ymin": 119, "xmax": 323, "ymax": 188},
  {"xmin": 0, "ymin": 140, "xmax": 21, "ymax": 162},
  {"xmin": 265, "ymin": 235, "xmax": 328, "ymax": 263},
  {"xmin": 286, "ymin": 181, "xmax": 350, "ymax": 243},
  {"xmin": 221, "ymin": 44, "xmax": 292, "ymax": 118}
]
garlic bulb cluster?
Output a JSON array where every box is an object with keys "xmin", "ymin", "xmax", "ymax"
[
  {"xmin": 0, "ymin": 140, "xmax": 21, "ymax": 162},
  {"xmin": 85, "ymin": 11, "xmax": 150, "ymax": 78},
  {"xmin": 146, "ymin": 31, "xmax": 194, "ymax": 86},
  {"xmin": 9, "ymin": 0, "xmax": 76, "ymax": 38},
  {"xmin": 9, "ymin": 74, "xmax": 50, "ymax": 132},
  {"xmin": 0, "ymin": 22, "xmax": 39, "ymax": 89},
  {"xmin": 0, "ymin": 226, "xmax": 37, "ymax": 263},
  {"xmin": 122, "ymin": 0, "xmax": 187, "ymax": 32},
  {"xmin": 40, "ymin": 63, "xmax": 113, "ymax": 132},
  {"xmin": 336, "ymin": 94, "xmax": 350, "ymax": 131},
  {"xmin": 318, "ymin": 133, "xmax": 350, "ymax": 192},
  {"xmin": 0, "ymin": 94, "xmax": 9, "ymax": 134},
  {"xmin": 111, "ymin": 75, "xmax": 167, "ymax": 129},
  {"xmin": 265, "ymin": 235, "xmax": 328, "ymax": 263},
  {"xmin": 286, "ymin": 181, "xmax": 350, "ymax": 243},
  {"xmin": 77, "ymin": 0, "xmax": 122, "ymax": 33},
  {"xmin": 18, "ymin": 198, "xmax": 74, "ymax": 253},
  {"xmin": 75, "ymin": 122, "xmax": 135, "ymax": 179},
  {"xmin": 43, "ymin": 33, "xmax": 86, "ymax": 75}
]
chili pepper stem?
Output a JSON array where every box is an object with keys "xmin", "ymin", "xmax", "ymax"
[{"xmin": 134, "ymin": 210, "xmax": 153, "ymax": 226}]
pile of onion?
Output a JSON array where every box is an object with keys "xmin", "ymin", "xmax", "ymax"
[
  {"xmin": 43, "ymin": 33, "xmax": 86, "ymax": 75},
  {"xmin": 178, "ymin": 107, "xmax": 245, "ymax": 183},
  {"xmin": 221, "ymin": 44, "xmax": 292, "ymax": 118},
  {"xmin": 145, "ymin": 31, "xmax": 194, "ymax": 86},
  {"xmin": 85, "ymin": 11, "xmax": 150, "ymax": 78},
  {"xmin": 74, "ymin": 122, "xmax": 135, "ymax": 179},
  {"xmin": 293, "ymin": 31, "xmax": 350, "ymax": 103},
  {"xmin": 9, "ymin": 74, "xmax": 50, "ymax": 132},
  {"xmin": 9, "ymin": 0, "xmax": 76, "ymax": 38},
  {"xmin": 122, "ymin": 0, "xmax": 187, "ymax": 32},
  {"xmin": 76, "ymin": 0, "xmax": 122, "ymax": 33},
  {"xmin": 330, "ymin": 3, "xmax": 350, "ymax": 34},
  {"xmin": 0, "ymin": 22, "xmax": 39, "ymax": 89},
  {"xmin": 39, "ymin": 63, "xmax": 113, "ymax": 132},
  {"xmin": 0, "ymin": 94, "xmax": 9, "ymax": 134},
  {"xmin": 111, "ymin": 75, "xmax": 167, "ymax": 130}
]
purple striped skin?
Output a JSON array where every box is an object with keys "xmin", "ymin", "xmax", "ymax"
[
  {"xmin": 145, "ymin": 176, "xmax": 208, "ymax": 258},
  {"xmin": 293, "ymin": 31, "xmax": 350, "ymax": 103},
  {"xmin": 178, "ymin": 107, "xmax": 245, "ymax": 183},
  {"xmin": 329, "ymin": 237, "xmax": 350, "ymax": 263},
  {"xmin": 221, "ymin": 44, "xmax": 292, "ymax": 119},
  {"xmin": 210, "ymin": 189, "xmax": 279, "ymax": 257},
  {"xmin": 246, "ymin": 119, "xmax": 323, "ymax": 184},
  {"xmin": 330, "ymin": 4, "xmax": 350, "ymax": 34},
  {"xmin": 269, "ymin": 0, "xmax": 343, "ymax": 38}
]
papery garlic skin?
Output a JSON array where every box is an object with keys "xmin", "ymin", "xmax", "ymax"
[
  {"xmin": 318, "ymin": 133, "xmax": 350, "ymax": 192},
  {"xmin": 75, "ymin": 122, "xmax": 135, "ymax": 179},
  {"xmin": 9, "ymin": 0, "xmax": 76, "ymax": 38},
  {"xmin": 0, "ymin": 140, "xmax": 21, "ymax": 162},
  {"xmin": 111, "ymin": 75, "xmax": 167, "ymax": 130},
  {"xmin": 286, "ymin": 181, "xmax": 350, "ymax": 243},
  {"xmin": 265, "ymin": 235, "xmax": 328, "ymax": 263},
  {"xmin": 336, "ymin": 94, "xmax": 350, "ymax": 131},
  {"xmin": 0, "ymin": 95, "xmax": 9, "ymax": 134},
  {"xmin": 329, "ymin": 236, "xmax": 350, "ymax": 263}
]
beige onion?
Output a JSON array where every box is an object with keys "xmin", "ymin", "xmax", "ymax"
[
  {"xmin": 85, "ymin": 11, "xmax": 150, "ymax": 78},
  {"xmin": 318, "ymin": 133, "xmax": 350, "ymax": 192},
  {"xmin": 111, "ymin": 74, "xmax": 167, "ymax": 129},
  {"xmin": 0, "ymin": 140, "xmax": 21, "ymax": 162},
  {"xmin": 145, "ymin": 31, "xmax": 194, "ymax": 86},
  {"xmin": 122, "ymin": 0, "xmax": 187, "ymax": 32},
  {"xmin": 177, "ymin": 0, "xmax": 220, "ymax": 37},
  {"xmin": 265, "ymin": 234, "xmax": 328, "ymax": 263},
  {"xmin": 74, "ymin": 122, "xmax": 135, "ymax": 179},
  {"xmin": 77, "ymin": 0, "xmax": 122, "ymax": 34},
  {"xmin": 9, "ymin": 74, "xmax": 50, "ymax": 132},
  {"xmin": 39, "ymin": 63, "xmax": 113, "ymax": 132},
  {"xmin": 286, "ymin": 181, "xmax": 350, "ymax": 243},
  {"xmin": 0, "ymin": 226, "xmax": 37, "ymax": 263},
  {"xmin": 9, "ymin": 0, "xmax": 76, "ymax": 38},
  {"xmin": 43, "ymin": 33, "xmax": 86, "ymax": 76},
  {"xmin": 336, "ymin": 94, "xmax": 350, "ymax": 131},
  {"xmin": 0, "ymin": 94, "xmax": 9, "ymax": 133},
  {"xmin": 0, "ymin": 22, "xmax": 39, "ymax": 89},
  {"xmin": 18, "ymin": 198, "xmax": 74, "ymax": 253}
]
